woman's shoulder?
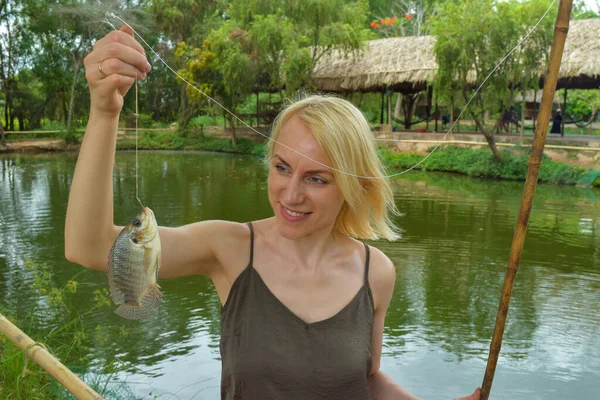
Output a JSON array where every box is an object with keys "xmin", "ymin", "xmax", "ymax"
[
  {"xmin": 210, "ymin": 218, "xmax": 275, "ymax": 260},
  {"xmin": 364, "ymin": 243, "xmax": 396, "ymax": 312}
]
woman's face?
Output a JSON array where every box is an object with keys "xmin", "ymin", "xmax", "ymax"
[{"xmin": 268, "ymin": 113, "xmax": 345, "ymax": 240}]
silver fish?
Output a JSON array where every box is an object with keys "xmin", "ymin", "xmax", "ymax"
[{"xmin": 108, "ymin": 207, "xmax": 162, "ymax": 320}]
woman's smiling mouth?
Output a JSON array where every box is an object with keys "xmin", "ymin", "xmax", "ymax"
[{"xmin": 280, "ymin": 205, "xmax": 311, "ymax": 221}]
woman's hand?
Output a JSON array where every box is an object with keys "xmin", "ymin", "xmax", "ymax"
[
  {"xmin": 454, "ymin": 387, "xmax": 481, "ymax": 400},
  {"xmin": 83, "ymin": 25, "xmax": 151, "ymax": 117}
]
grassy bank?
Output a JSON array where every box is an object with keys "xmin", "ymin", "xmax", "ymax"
[
  {"xmin": 0, "ymin": 261, "xmax": 138, "ymax": 400},
  {"xmin": 118, "ymin": 131, "xmax": 600, "ymax": 187},
  {"xmin": 379, "ymin": 145, "xmax": 600, "ymax": 187},
  {"xmin": 116, "ymin": 130, "xmax": 266, "ymax": 156}
]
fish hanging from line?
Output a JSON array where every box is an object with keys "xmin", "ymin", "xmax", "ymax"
[{"xmin": 108, "ymin": 207, "xmax": 162, "ymax": 320}]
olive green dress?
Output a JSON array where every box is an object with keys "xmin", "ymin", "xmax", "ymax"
[{"xmin": 220, "ymin": 223, "xmax": 375, "ymax": 399}]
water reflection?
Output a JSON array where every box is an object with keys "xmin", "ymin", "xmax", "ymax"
[{"xmin": 1, "ymin": 152, "xmax": 598, "ymax": 399}]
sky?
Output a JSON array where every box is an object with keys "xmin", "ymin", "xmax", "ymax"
[{"xmin": 583, "ymin": 0, "xmax": 599, "ymax": 12}]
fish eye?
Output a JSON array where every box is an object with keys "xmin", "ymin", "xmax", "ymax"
[{"xmin": 133, "ymin": 218, "xmax": 141, "ymax": 227}]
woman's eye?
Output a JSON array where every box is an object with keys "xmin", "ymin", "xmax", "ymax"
[
  {"xmin": 275, "ymin": 164, "xmax": 287, "ymax": 173},
  {"xmin": 309, "ymin": 176, "xmax": 326, "ymax": 185}
]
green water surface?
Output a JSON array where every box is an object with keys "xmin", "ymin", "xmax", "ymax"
[{"xmin": 1, "ymin": 151, "xmax": 598, "ymax": 399}]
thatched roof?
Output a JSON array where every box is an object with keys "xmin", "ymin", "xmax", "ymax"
[
  {"xmin": 312, "ymin": 18, "xmax": 600, "ymax": 93},
  {"xmin": 312, "ymin": 35, "xmax": 436, "ymax": 93},
  {"xmin": 555, "ymin": 18, "xmax": 600, "ymax": 89}
]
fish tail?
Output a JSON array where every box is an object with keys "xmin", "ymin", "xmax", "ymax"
[
  {"xmin": 114, "ymin": 303, "xmax": 153, "ymax": 320},
  {"xmin": 140, "ymin": 283, "xmax": 162, "ymax": 313}
]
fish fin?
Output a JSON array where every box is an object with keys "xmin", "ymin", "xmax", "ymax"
[
  {"xmin": 155, "ymin": 251, "xmax": 161, "ymax": 281},
  {"xmin": 114, "ymin": 303, "xmax": 152, "ymax": 320},
  {"xmin": 140, "ymin": 284, "xmax": 162, "ymax": 313}
]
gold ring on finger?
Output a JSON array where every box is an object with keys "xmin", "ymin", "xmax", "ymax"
[{"xmin": 98, "ymin": 59, "xmax": 107, "ymax": 77}]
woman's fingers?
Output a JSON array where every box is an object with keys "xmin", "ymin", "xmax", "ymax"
[
  {"xmin": 84, "ymin": 26, "xmax": 151, "ymax": 115},
  {"xmin": 120, "ymin": 24, "xmax": 134, "ymax": 37},
  {"xmin": 94, "ymin": 29, "xmax": 144, "ymax": 57},
  {"xmin": 96, "ymin": 48, "xmax": 150, "ymax": 80},
  {"xmin": 86, "ymin": 44, "xmax": 149, "ymax": 81},
  {"xmin": 87, "ymin": 28, "xmax": 150, "ymax": 79}
]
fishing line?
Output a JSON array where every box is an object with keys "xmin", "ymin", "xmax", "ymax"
[
  {"xmin": 103, "ymin": 16, "xmax": 144, "ymax": 207},
  {"xmin": 135, "ymin": 77, "xmax": 144, "ymax": 209},
  {"xmin": 105, "ymin": 0, "xmax": 555, "ymax": 180}
]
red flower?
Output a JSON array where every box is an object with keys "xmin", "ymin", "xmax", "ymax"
[
  {"xmin": 370, "ymin": 21, "xmax": 380, "ymax": 28},
  {"xmin": 389, "ymin": 17, "xmax": 397, "ymax": 24},
  {"xmin": 405, "ymin": 13, "xmax": 413, "ymax": 21}
]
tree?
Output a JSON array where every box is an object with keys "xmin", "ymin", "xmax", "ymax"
[
  {"xmin": 20, "ymin": 0, "xmax": 153, "ymax": 140},
  {"xmin": 431, "ymin": 0, "xmax": 554, "ymax": 160},
  {"xmin": 229, "ymin": 0, "xmax": 371, "ymax": 88},
  {"xmin": 369, "ymin": 0, "xmax": 439, "ymax": 37},
  {"xmin": 509, "ymin": 0, "xmax": 555, "ymax": 136},
  {"xmin": 175, "ymin": 0, "xmax": 371, "ymax": 146},
  {"xmin": 0, "ymin": 0, "xmax": 34, "ymax": 132}
]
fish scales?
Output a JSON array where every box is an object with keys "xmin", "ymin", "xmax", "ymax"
[{"xmin": 108, "ymin": 207, "xmax": 162, "ymax": 320}]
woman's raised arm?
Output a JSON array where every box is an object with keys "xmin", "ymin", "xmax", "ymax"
[{"xmin": 64, "ymin": 26, "xmax": 234, "ymax": 279}]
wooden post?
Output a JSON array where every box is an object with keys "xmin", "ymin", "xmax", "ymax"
[
  {"xmin": 387, "ymin": 91, "xmax": 392, "ymax": 127},
  {"xmin": 480, "ymin": 1, "xmax": 573, "ymax": 399},
  {"xmin": 533, "ymin": 89, "xmax": 538, "ymax": 131},
  {"xmin": 426, "ymin": 86, "xmax": 433, "ymax": 132},
  {"xmin": 380, "ymin": 91, "xmax": 385, "ymax": 125},
  {"xmin": 0, "ymin": 313, "xmax": 104, "ymax": 400},
  {"xmin": 450, "ymin": 91, "xmax": 455, "ymax": 134},
  {"xmin": 434, "ymin": 94, "xmax": 439, "ymax": 133},
  {"xmin": 562, "ymin": 88, "xmax": 568, "ymax": 137},
  {"xmin": 255, "ymin": 91, "xmax": 259, "ymax": 127}
]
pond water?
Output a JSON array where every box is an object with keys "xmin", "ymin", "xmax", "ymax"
[{"xmin": 1, "ymin": 151, "xmax": 598, "ymax": 399}]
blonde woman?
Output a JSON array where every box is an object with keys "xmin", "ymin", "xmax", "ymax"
[{"xmin": 65, "ymin": 26, "xmax": 481, "ymax": 400}]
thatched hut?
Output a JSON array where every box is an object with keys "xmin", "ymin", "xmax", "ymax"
[
  {"xmin": 311, "ymin": 18, "xmax": 599, "ymax": 132},
  {"xmin": 313, "ymin": 18, "xmax": 600, "ymax": 93},
  {"xmin": 556, "ymin": 18, "xmax": 600, "ymax": 89},
  {"xmin": 312, "ymin": 35, "xmax": 436, "ymax": 94}
]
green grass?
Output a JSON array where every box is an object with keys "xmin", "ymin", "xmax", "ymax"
[
  {"xmin": 0, "ymin": 261, "xmax": 139, "ymax": 400},
  {"xmin": 116, "ymin": 130, "xmax": 267, "ymax": 156},
  {"xmin": 116, "ymin": 130, "xmax": 599, "ymax": 187},
  {"xmin": 379, "ymin": 145, "xmax": 600, "ymax": 187}
]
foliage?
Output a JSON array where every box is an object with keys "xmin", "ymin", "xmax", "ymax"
[
  {"xmin": 369, "ymin": 0, "xmax": 438, "ymax": 37},
  {"xmin": 562, "ymin": 88, "xmax": 600, "ymax": 119},
  {"xmin": 0, "ymin": 260, "xmax": 138, "ymax": 399},
  {"xmin": 430, "ymin": 0, "xmax": 556, "ymax": 160},
  {"xmin": 117, "ymin": 130, "xmax": 267, "ymax": 156},
  {"xmin": 572, "ymin": 0, "xmax": 600, "ymax": 19},
  {"xmin": 172, "ymin": 0, "xmax": 372, "ymax": 143},
  {"xmin": 379, "ymin": 145, "xmax": 600, "ymax": 186},
  {"xmin": 152, "ymin": 0, "xmax": 221, "ymax": 45}
]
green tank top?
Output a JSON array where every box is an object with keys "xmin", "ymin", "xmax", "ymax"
[{"xmin": 220, "ymin": 222, "xmax": 374, "ymax": 399}]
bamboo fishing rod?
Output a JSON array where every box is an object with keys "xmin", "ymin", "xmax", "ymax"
[
  {"xmin": 0, "ymin": 313, "xmax": 104, "ymax": 400},
  {"xmin": 480, "ymin": 0, "xmax": 573, "ymax": 399}
]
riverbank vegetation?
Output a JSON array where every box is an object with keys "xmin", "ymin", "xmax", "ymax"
[
  {"xmin": 1, "ymin": 1, "xmax": 599, "ymax": 148},
  {"xmin": 379, "ymin": 146, "xmax": 600, "ymax": 187},
  {"xmin": 113, "ymin": 130, "xmax": 599, "ymax": 187},
  {"xmin": 0, "ymin": 260, "xmax": 139, "ymax": 400}
]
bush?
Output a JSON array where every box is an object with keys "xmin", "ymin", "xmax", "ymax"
[
  {"xmin": 0, "ymin": 260, "xmax": 137, "ymax": 400},
  {"xmin": 116, "ymin": 130, "xmax": 267, "ymax": 156},
  {"xmin": 381, "ymin": 145, "xmax": 597, "ymax": 186}
]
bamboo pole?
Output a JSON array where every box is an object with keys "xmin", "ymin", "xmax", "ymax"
[
  {"xmin": 480, "ymin": 1, "xmax": 573, "ymax": 399},
  {"xmin": 0, "ymin": 313, "xmax": 104, "ymax": 400}
]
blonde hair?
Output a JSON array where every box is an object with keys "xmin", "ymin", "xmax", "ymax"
[{"xmin": 266, "ymin": 94, "xmax": 400, "ymax": 241}]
